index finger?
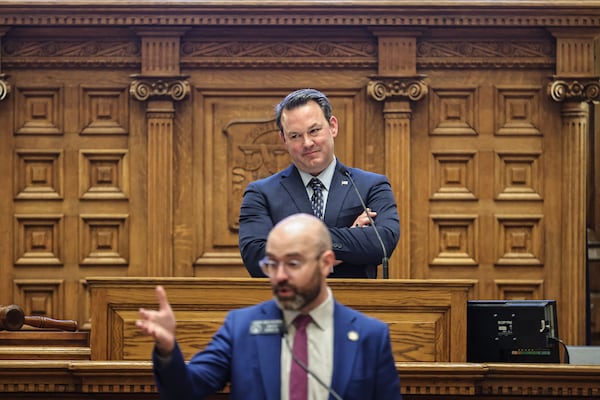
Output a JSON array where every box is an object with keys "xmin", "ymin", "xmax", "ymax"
[{"xmin": 155, "ymin": 285, "xmax": 171, "ymax": 311}]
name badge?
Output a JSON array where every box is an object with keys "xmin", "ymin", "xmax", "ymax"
[{"xmin": 249, "ymin": 319, "xmax": 283, "ymax": 335}]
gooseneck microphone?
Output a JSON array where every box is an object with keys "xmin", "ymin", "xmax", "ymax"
[
  {"xmin": 342, "ymin": 168, "xmax": 389, "ymax": 279},
  {"xmin": 279, "ymin": 323, "xmax": 344, "ymax": 400}
]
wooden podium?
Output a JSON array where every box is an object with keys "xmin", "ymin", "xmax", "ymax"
[{"xmin": 86, "ymin": 277, "xmax": 475, "ymax": 362}]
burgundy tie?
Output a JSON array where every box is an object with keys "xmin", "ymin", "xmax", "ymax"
[{"xmin": 290, "ymin": 314, "xmax": 312, "ymax": 400}]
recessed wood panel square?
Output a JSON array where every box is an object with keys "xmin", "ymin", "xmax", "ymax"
[
  {"xmin": 495, "ymin": 152, "xmax": 542, "ymax": 200},
  {"xmin": 80, "ymin": 87, "xmax": 129, "ymax": 135},
  {"xmin": 495, "ymin": 86, "xmax": 541, "ymax": 136},
  {"xmin": 14, "ymin": 214, "xmax": 63, "ymax": 266},
  {"xmin": 429, "ymin": 215, "xmax": 478, "ymax": 266},
  {"xmin": 429, "ymin": 87, "xmax": 478, "ymax": 136},
  {"xmin": 495, "ymin": 215, "xmax": 544, "ymax": 266},
  {"xmin": 14, "ymin": 149, "xmax": 64, "ymax": 200},
  {"xmin": 431, "ymin": 151, "xmax": 478, "ymax": 200},
  {"xmin": 13, "ymin": 279, "xmax": 64, "ymax": 319},
  {"xmin": 79, "ymin": 150, "xmax": 129, "ymax": 200},
  {"xmin": 79, "ymin": 214, "xmax": 129, "ymax": 266},
  {"xmin": 494, "ymin": 279, "xmax": 544, "ymax": 300},
  {"xmin": 14, "ymin": 86, "xmax": 63, "ymax": 135}
]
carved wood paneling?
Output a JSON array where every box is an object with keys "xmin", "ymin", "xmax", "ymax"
[
  {"xmin": 430, "ymin": 151, "xmax": 478, "ymax": 201},
  {"xmin": 0, "ymin": 1, "xmax": 598, "ymax": 347},
  {"xmin": 13, "ymin": 214, "xmax": 63, "ymax": 266},
  {"xmin": 14, "ymin": 149, "xmax": 63, "ymax": 200},
  {"xmin": 493, "ymin": 279, "xmax": 544, "ymax": 300},
  {"xmin": 78, "ymin": 150, "xmax": 129, "ymax": 200},
  {"xmin": 14, "ymin": 86, "xmax": 63, "ymax": 135},
  {"xmin": 79, "ymin": 87, "xmax": 129, "ymax": 136},
  {"xmin": 12, "ymin": 279, "xmax": 64, "ymax": 319},
  {"xmin": 428, "ymin": 87, "xmax": 478, "ymax": 136}
]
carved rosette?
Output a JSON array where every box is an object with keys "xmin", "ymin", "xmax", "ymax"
[
  {"xmin": 547, "ymin": 78, "xmax": 600, "ymax": 103},
  {"xmin": 367, "ymin": 76, "xmax": 428, "ymax": 102},
  {"xmin": 0, "ymin": 74, "xmax": 10, "ymax": 101},
  {"xmin": 129, "ymin": 75, "xmax": 190, "ymax": 102}
]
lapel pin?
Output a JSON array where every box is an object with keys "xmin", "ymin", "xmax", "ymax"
[
  {"xmin": 342, "ymin": 180, "xmax": 348, "ymax": 185},
  {"xmin": 347, "ymin": 330, "xmax": 359, "ymax": 341}
]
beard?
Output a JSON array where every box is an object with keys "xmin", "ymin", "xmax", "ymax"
[{"xmin": 272, "ymin": 266, "xmax": 322, "ymax": 311}]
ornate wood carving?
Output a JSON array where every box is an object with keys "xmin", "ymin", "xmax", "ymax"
[
  {"xmin": 129, "ymin": 76, "xmax": 190, "ymax": 102},
  {"xmin": 0, "ymin": 73, "xmax": 9, "ymax": 101},
  {"xmin": 548, "ymin": 79, "xmax": 600, "ymax": 103}
]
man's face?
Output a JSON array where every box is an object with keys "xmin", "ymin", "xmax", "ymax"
[
  {"xmin": 266, "ymin": 225, "xmax": 329, "ymax": 312},
  {"xmin": 280, "ymin": 100, "xmax": 338, "ymax": 176}
]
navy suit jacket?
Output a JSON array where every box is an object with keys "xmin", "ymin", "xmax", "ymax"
[
  {"xmin": 239, "ymin": 161, "xmax": 400, "ymax": 278},
  {"xmin": 153, "ymin": 299, "xmax": 402, "ymax": 400}
]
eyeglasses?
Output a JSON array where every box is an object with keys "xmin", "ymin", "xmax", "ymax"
[{"xmin": 259, "ymin": 253, "xmax": 323, "ymax": 277}]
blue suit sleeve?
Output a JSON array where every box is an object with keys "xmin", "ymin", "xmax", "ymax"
[
  {"xmin": 329, "ymin": 173, "xmax": 400, "ymax": 265},
  {"xmin": 238, "ymin": 180, "xmax": 273, "ymax": 277}
]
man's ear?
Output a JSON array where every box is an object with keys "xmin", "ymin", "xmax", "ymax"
[
  {"xmin": 320, "ymin": 249, "xmax": 336, "ymax": 276},
  {"xmin": 329, "ymin": 115, "xmax": 339, "ymax": 138}
]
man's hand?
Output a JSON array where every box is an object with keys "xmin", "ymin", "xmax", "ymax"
[
  {"xmin": 136, "ymin": 285, "xmax": 176, "ymax": 357},
  {"xmin": 351, "ymin": 208, "xmax": 377, "ymax": 228}
]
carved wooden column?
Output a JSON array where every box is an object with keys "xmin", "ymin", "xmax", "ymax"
[
  {"xmin": 130, "ymin": 29, "xmax": 190, "ymax": 276},
  {"xmin": 547, "ymin": 29, "xmax": 600, "ymax": 344},
  {"xmin": 367, "ymin": 30, "xmax": 427, "ymax": 279},
  {"xmin": 0, "ymin": 28, "xmax": 10, "ymax": 101}
]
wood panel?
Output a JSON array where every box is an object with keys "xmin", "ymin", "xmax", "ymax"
[
  {"xmin": 87, "ymin": 277, "xmax": 474, "ymax": 362},
  {"xmin": 1, "ymin": 360, "xmax": 600, "ymax": 399},
  {"xmin": 0, "ymin": 331, "xmax": 89, "ymax": 360},
  {"xmin": 0, "ymin": 0, "xmax": 598, "ymax": 350}
]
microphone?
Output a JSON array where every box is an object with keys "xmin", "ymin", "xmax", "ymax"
[
  {"xmin": 279, "ymin": 323, "xmax": 344, "ymax": 400},
  {"xmin": 342, "ymin": 168, "xmax": 389, "ymax": 279}
]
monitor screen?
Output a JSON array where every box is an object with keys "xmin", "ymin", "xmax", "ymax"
[{"xmin": 467, "ymin": 300, "xmax": 560, "ymax": 363}]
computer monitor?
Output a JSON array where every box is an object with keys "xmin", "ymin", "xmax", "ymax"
[{"xmin": 467, "ymin": 299, "xmax": 560, "ymax": 363}]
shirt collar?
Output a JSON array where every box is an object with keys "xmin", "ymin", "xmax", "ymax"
[
  {"xmin": 281, "ymin": 287, "xmax": 334, "ymax": 332},
  {"xmin": 298, "ymin": 157, "xmax": 337, "ymax": 192}
]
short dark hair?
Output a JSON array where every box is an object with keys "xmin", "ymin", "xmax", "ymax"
[{"xmin": 275, "ymin": 88, "xmax": 333, "ymax": 133}]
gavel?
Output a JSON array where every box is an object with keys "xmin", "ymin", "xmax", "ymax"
[{"xmin": 0, "ymin": 304, "xmax": 78, "ymax": 331}]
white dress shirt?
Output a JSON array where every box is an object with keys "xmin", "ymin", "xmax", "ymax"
[{"xmin": 279, "ymin": 287, "xmax": 335, "ymax": 400}]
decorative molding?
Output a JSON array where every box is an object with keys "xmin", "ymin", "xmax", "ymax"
[
  {"xmin": 0, "ymin": 37, "xmax": 559, "ymax": 70},
  {"xmin": 417, "ymin": 39, "xmax": 554, "ymax": 69},
  {"xmin": 367, "ymin": 76, "xmax": 428, "ymax": 102},
  {"xmin": 181, "ymin": 39, "xmax": 377, "ymax": 68},
  {"xmin": 2, "ymin": 38, "xmax": 140, "ymax": 68},
  {"xmin": 0, "ymin": 73, "xmax": 9, "ymax": 100},
  {"xmin": 129, "ymin": 75, "xmax": 190, "ymax": 102},
  {"xmin": 547, "ymin": 78, "xmax": 600, "ymax": 102},
  {"xmin": 1, "ymin": 9, "xmax": 600, "ymax": 29}
]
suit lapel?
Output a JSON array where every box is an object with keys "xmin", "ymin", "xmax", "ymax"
[
  {"xmin": 331, "ymin": 302, "xmax": 359, "ymax": 397},
  {"xmin": 324, "ymin": 162, "xmax": 352, "ymax": 225},
  {"xmin": 279, "ymin": 165, "xmax": 313, "ymax": 214},
  {"xmin": 256, "ymin": 301, "xmax": 284, "ymax": 400}
]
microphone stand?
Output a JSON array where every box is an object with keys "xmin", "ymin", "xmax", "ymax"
[
  {"xmin": 279, "ymin": 324, "xmax": 344, "ymax": 400},
  {"xmin": 343, "ymin": 169, "xmax": 389, "ymax": 279}
]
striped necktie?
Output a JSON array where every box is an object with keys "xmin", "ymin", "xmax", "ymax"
[{"xmin": 309, "ymin": 178, "xmax": 324, "ymax": 219}]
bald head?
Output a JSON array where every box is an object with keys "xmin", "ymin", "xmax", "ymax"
[{"xmin": 268, "ymin": 213, "xmax": 332, "ymax": 254}]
